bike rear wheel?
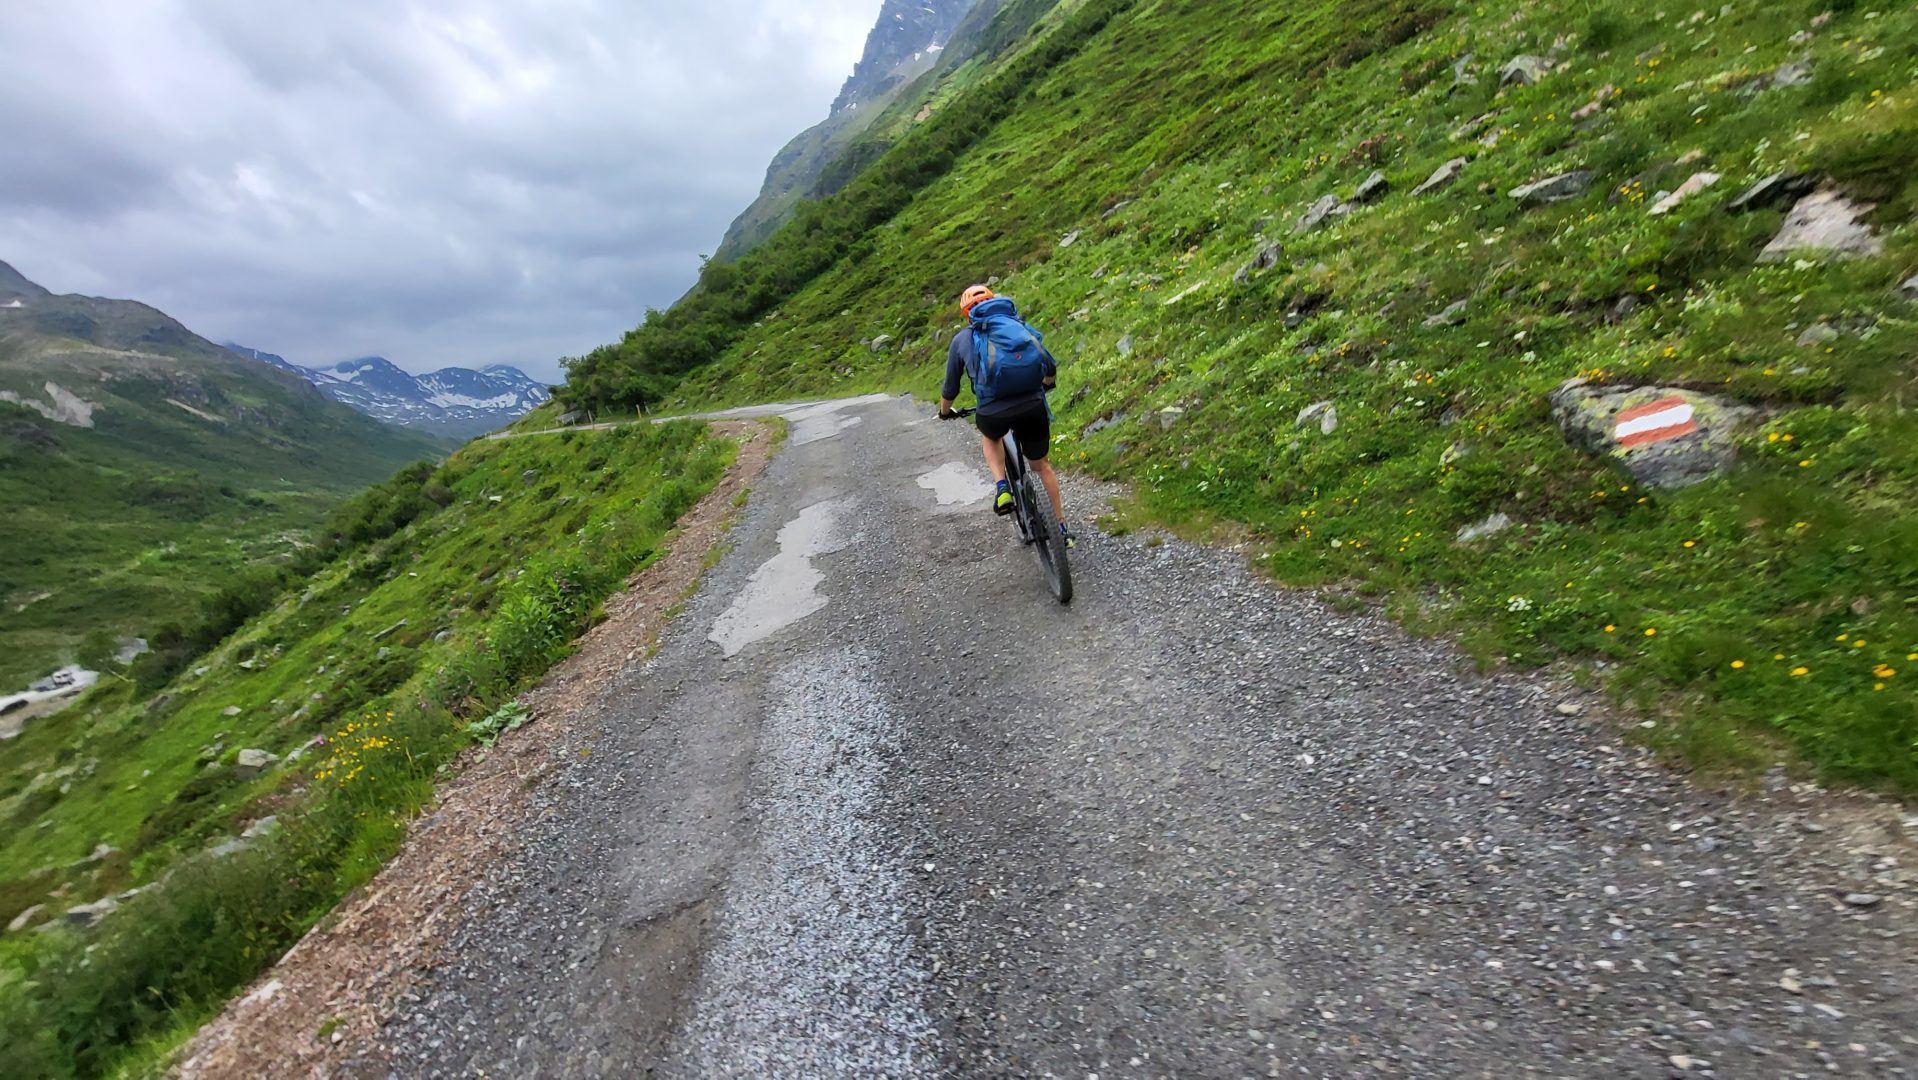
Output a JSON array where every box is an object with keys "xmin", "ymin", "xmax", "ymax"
[{"xmin": 1021, "ymin": 473, "xmax": 1073, "ymax": 604}]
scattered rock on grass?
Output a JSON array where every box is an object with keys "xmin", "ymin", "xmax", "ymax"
[
  {"xmin": 1412, "ymin": 158, "xmax": 1467, "ymax": 197},
  {"xmin": 1456, "ymin": 513, "xmax": 1514, "ymax": 544},
  {"xmin": 236, "ymin": 748, "xmax": 279, "ymax": 781},
  {"xmin": 1294, "ymin": 195, "xmax": 1350, "ymax": 234},
  {"xmin": 1771, "ymin": 61, "xmax": 1813, "ymax": 89},
  {"xmin": 1571, "ymin": 85, "xmax": 1620, "ymax": 121},
  {"xmin": 1353, "ymin": 171, "xmax": 1389, "ymax": 203},
  {"xmin": 1549, "ymin": 380, "xmax": 1759, "ymax": 488},
  {"xmin": 1499, "ymin": 55, "xmax": 1553, "ymax": 87},
  {"xmin": 1156, "ymin": 407, "xmax": 1185, "ymax": 430},
  {"xmin": 64, "ymin": 897, "xmax": 116, "ymax": 927},
  {"xmin": 6, "ymin": 904, "xmax": 46, "ymax": 933},
  {"xmin": 1116, "ymin": 334, "xmax": 1134, "ymax": 356},
  {"xmin": 1511, "ymin": 171, "xmax": 1593, "ymax": 207},
  {"xmin": 1424, "ymin": 300, "xmax": 1469, "ymax": 328},
  {"xmin": 1234, "ymin": 242, "xmax": 1285, "ymax": 283},
  {"xmin": 1647, "ymin": 172, "xmax": 1721, "ymax": 216},
  {"xmin": 1795, "ymin": 323, "xmax": 1842, "ymax": 348},
  {"xmin": 1897, "ymin": 274, "xmax": 1918, "ymax": 302},
  {"xmin": 869, "ymin": 334, "xmax": 894, "ymax": 352},
  {"xmin": 1759, "ymin": 190, "xmax": 1884, "ymax": 262},
  {"xmin": 1296, "ymin": 401, "xmax": 1338, "ymax": 434},
  {"xmin": 1727, "ymin": 172, "xmax": 1818, "ymax": 213},
  {"xmin": 1452, "ymin": 113, "xmax": 1498, "ymax": 141}
]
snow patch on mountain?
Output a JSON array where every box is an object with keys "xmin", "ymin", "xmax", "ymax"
[{"xmin": 225, "ymin": 344, "xmax": 549, "ymax": 440}]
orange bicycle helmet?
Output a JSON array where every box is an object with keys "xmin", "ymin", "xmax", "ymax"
[{"xmin": 960, "ymin": 284, "xmax": 995, "ymax": 319}]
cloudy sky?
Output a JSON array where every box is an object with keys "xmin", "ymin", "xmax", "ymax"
[{"xmin": 0, "ymin": 1, "xmax": 880, "ymax": 382}]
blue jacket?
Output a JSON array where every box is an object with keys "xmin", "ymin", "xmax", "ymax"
[{"xmin": 941, "ymin": 298, "xmax": 1055, "ymax": 415}]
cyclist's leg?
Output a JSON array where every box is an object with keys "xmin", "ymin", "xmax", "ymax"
[
  {"xmin": 1031, "ymin": 457, "xmax": 1065, "ymax": 524},
  {"xmin": 978, "ymin": 435, "xmax": 1007, "ymax": 483},
  {"xmin": 1013, "ymin": 403, "xmax": 1065, "ymax": 524},
  {"xmin": 975, "ymin": 412, "xmax": 1016, "ymax": 514}
]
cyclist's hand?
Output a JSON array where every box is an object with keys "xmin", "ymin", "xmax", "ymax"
[{"xmin": 938, "ymin": 407, "xmax": 956, "ymax": 419}]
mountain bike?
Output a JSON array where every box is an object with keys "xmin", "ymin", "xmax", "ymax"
[{"xmin": 943, "ymin": 407, "xmax": 1073, "ymax": 604}]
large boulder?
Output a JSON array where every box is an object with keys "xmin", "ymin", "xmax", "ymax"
[
  {"xmin": 1550, "ymin": 380, "xmax": 1759, "ymax": 488},
  {"xmin": 1759, "ymin": 190, "xmax": 1884, "ymax": 262}
]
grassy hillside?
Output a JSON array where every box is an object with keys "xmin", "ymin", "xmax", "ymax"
[
  {"xmin": 570, "ymin": 0, "xmax": 1918, "ymax": 791},
  {"xmin": 0, "ymin": 278, "xmax": 449, "ymax": 689},
  {"xmin": 0, "ymin": 421, "xmax": 734, "ymax": 1078}
]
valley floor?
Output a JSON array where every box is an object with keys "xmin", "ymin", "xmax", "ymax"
[{"xmin": 185, "ymin": 396, "xmax": 1915, "ymax": 1077}]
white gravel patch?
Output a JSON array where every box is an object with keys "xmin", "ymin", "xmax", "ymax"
[
  {"xmin": 668, "ymin": 648, "xmax": 938, "ymax": 1076},
  {"xmin": 708, "ymin": 499, "xmax": 848, "ymax": 658}
]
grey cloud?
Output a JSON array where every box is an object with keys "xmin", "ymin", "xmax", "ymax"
[{"xmin": 0, "ymin": 0, "xmax": 879, "ymax": 383}]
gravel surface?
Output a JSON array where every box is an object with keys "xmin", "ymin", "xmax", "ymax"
[{"xmin": 382, "ymin": 394, "xmax": 1916, "ymax": 1078}]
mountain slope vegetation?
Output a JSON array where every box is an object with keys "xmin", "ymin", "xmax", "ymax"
[
  {"xmin": 0, "ymin": 419, "xmax": 735, "ymax": 1077},
  {"xmin": 567, "ymin": 0, "xmax": 1918, "ymax": 791},
  {"xmin": 0, "ymin": 263, "xmax": 448, "ymax": 689}
]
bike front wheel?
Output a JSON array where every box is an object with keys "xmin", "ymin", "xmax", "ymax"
[{"xmin": 1022, "ymin": 475, "xmax": 1073, "ymax": 604}]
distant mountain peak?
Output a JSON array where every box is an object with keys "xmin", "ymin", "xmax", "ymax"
[{"xmin": 224, "ymin": 344, "xmax": 550, "ymax": 440}]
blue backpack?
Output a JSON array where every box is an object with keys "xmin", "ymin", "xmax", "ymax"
[{"xmin": 966, "ymin": 297, "xmax": 1051, "ymax": 399}]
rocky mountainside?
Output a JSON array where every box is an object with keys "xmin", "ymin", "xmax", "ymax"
[
  {"xmin": 712, "ymin": 0, "xmax": 984, "ymax": 260},
  {"xmin": 225, "ymin": 346, "xmax": 549, "ymax": 440},
  {"xmin": 0, "ymin": 259, "xmax": 444, "ymax": 689}
]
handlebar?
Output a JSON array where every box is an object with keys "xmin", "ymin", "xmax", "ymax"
[{"xmin": 939, "ymin": 407, "xmax": 977, "ymax": 420}]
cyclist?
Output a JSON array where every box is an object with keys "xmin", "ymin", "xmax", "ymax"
[{"xmin": 937, "ymin": 284, "xmax": 1072, "ymax": 547}]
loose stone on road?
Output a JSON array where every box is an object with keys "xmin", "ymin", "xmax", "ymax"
[{"xmin": 384, "ymin": 394, "xmax": 1917, "ymax": 1077}]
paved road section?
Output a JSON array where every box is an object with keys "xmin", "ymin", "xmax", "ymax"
[{"xmin": 385, "ymin": 394, "xmax": 1916, "ymax": 1078}]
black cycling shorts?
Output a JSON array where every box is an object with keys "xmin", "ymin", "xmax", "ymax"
[{"xmin": 975, "ymin": 398, "xmax": 1051, "ymax": 460}]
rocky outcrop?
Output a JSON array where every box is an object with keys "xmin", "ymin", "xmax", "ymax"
[
  {"xmin": 1759, "ymin": 190, "xmax": 1885, "ymax": 262},
  {"xmin": 0, "ymin": 382, "xmax": 97, "ymax": 428},
  {"xmin": 1550, "ymin": 380, "xmax": 1760, "ymax": 488}
]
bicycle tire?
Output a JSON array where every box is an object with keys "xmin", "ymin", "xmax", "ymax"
[{"xmin": 1022, "ymin": 473, "xmax": 1073, "ymax": 604}]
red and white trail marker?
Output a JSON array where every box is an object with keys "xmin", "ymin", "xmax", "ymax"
[{"xmin": 1613, "ymin": 396, "xmax": 1698, "ymax": 448}]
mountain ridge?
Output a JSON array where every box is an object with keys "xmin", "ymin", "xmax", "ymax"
[{"xmin": 225, "ymin": 345, "xmax": 550, "ymax": 440}]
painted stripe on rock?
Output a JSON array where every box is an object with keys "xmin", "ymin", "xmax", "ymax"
[{"xmin": 1614, "ymin": 397, "xmax": 1698, "ymax": 447}]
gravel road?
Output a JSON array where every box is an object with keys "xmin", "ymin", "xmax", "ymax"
[{"xmin": 383, "ymin": 394, "xmax": 1916, "ymax": 1078}]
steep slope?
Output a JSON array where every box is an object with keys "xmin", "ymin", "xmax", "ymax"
[
  {"xmin": 227, "ymin": 347, "xmax": 550, "ymax": 440},
  {"xmin": 0, "ymin": 262, "xmax": 446, "ymax": 689},
  {"xmin": 0, "ymin": 419, "xmax": 738, "ymax": 1079},
  {"xmin": 712, "ymin": 0, "xmax": 985, "ymax": 261},
  {"xmin": 574, "ymin": 0, "xmax": 1918, "ymax": 790}
]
